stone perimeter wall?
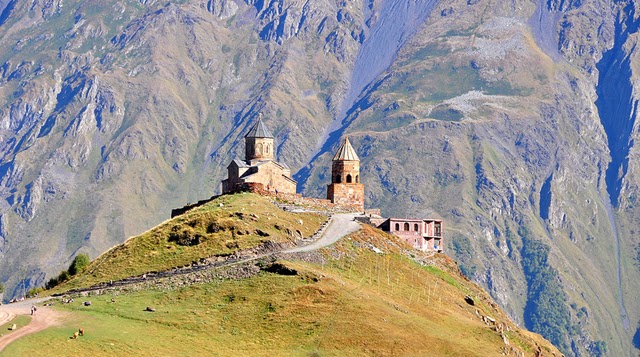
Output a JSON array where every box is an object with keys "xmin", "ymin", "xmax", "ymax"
[
  {"xmin": 171, "ymin": 182, "xmax": 363, "ymax": 218},
  {"xmin": 242, "ymin": 183, "xmax": 363, "ymax": 213}
]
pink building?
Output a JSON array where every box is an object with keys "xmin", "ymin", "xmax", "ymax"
[{"xmin": 377, "ymin": 218, "xmax": 443, "ymax": 252}]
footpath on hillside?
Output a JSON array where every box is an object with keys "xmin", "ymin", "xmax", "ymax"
[
  {"xmin": 0, "ymin": 298, "xmax": 64, "ymax": 352},
  {"xmin": 285, "ymin": 213, "xmax": 361, "ymax": 253},
  {"xmin": 0, "ymin": 212, "xmax": 363, "ymax": 351}
]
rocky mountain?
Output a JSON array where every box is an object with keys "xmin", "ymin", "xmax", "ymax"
[{"xmin": 0, "ymin": 0, "xmax": 639, "ymax": 355}]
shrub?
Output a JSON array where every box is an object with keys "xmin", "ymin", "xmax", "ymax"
[
  {"xmin": 592, "ymin": 340, "xmax": 607, "ymax": 357},
  {"xmin": 57, "ymin": 270, "xmax": 70, "ymax": 283},
  {"xmin": 27, "ymin": 287, "xmax": 44, "ymax": 298},
  {"xmin": 68, "ymin": 253, "xmax": 90, "ymax": 276},
  {"xmin": 45, "ymin": 276, "xmax": 59, "ymax": 289},
  {"xmin": 169, "ymin": 227, "xmax": 203, "ymax": 246}
]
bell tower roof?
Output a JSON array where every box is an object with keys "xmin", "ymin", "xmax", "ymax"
[
  {"xmin": 332, "ymin": 137, "xmax": 359, "ymax": 161},
  {"xmin": 245, "ymin": 116, "xmax": 273, "ymax": 138}
]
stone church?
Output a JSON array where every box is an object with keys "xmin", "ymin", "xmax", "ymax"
[{"xmin": 221, "ymin": 118, "xmax": 297, "ymax": 194}]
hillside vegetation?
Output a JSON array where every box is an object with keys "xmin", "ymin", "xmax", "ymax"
[
  {"xmin": 52, "ymin": 193, "xmax": 324, "ymax": 292},
  {"xmin": 6, "ymin": 225, "xmax": 561, "ymax": 356}
]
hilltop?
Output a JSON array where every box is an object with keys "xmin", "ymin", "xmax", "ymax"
[
  {"xmin": 50, "ymin": 193, "xmax": 326, "ymax": 292},
  {"xmin": 3, "ymin": 194, "xmax": 561, "ymax": 356}
]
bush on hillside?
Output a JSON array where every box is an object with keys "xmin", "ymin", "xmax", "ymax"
[
  {"xmin": 45, "ymin": 276, "xmax": 59, "ymax": 289},
  {"xmin": 57, "ymin": 270, "xmax": 70, "ymax": 283},
  {"xmin": 591, "ymin": 340, "xmax": 607, "ymax": 357},
  {"xmin": 68, "ymin": 253, "xmax": 90, "ymax": 275},
  {"xmin": 27, "ymin": 287, "xmax": 44, "ymax": 298},
  {"xmin": 45, "ymin": 253, "xmax": 91, "ymax": 290}
]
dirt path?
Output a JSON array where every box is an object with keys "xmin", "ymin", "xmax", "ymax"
[
  {"xmin": 0, "ymin": 298, "xmax": 64, "ymax": 352},
  {"xmin": 285, "ymin": 213, "xmax": 361, "ymax": 253}
]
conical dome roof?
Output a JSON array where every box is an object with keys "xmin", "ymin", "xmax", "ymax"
[
  {"xmin": 245, "ymin": 117, "xmax": 273, "ymax": 138},
  {"xmin": 333, "ymin": 137, "xmax": 359, "ymax": 161}
]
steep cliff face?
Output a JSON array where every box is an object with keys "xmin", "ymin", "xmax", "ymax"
[{"xmin": 1, "ymin": 0, "xmax": 640, "ymax": 355}]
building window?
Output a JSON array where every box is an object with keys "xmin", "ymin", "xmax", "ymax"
[
  {"xmin": 257, "ymin": 143, "xmax": 263, "ymax": 155},
  {"xmin": 414, "ymin": 223, "xmax": 419, "ymax": 232},
  {"xmin": 336, "ymin": 175, "xmax": 341, "ymax": 183},
  {"xmin": 395, "ymin": 223, "xmax": 400, "ymax": 231},
  {"xmin": 266, "ymin": 145, "xmax": 269, "ymax": 154},
  {"xmin": 404, "ymin": 222, "xmax": 410, "ymax": 231},
  {"xmin": 355, "ymin": 175, "xmax": 359, "ymax": 183},
  {"xmin": 346, "ymin": 174, "xmax": 352, "ymax": 183}
]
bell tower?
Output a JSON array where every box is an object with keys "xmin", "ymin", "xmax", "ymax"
[
  {"xmin": 245, "ymin": 115, "xmax": 274, "ymax": 164},
  {"xmin": 327, "ymin": 137, "xmax": 364, "ymax": 210}
]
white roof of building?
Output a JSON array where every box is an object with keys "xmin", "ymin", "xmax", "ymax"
[{"xmin": 333, "ymin": 137, "xmax": 359, "ymax": 161}]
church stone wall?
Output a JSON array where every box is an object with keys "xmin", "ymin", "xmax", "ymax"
[
  {"xmin": 243, "ymin": 162, "xmax": 296, "ymax": 194},
  {"xmin": 327, "ymin": 183, "xmax": 364, "ymax": 210}
]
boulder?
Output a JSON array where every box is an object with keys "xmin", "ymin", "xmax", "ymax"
[{"xmin": 464, "ymin": 295, "xmax": 475, "ymax": 306}]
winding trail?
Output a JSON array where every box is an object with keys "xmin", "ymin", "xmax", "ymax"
[
  {"xmin": 0, "ymin": 213, "xmax": 362, "ymax": 351},
  {"xmin": 285, "ymin": 213, "xmax": 361, "ymax": 253},
  {"xmin": 0, "ymin": 298, "xmax": 63, "ymax": 353}
]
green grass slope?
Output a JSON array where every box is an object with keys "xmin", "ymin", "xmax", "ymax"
[
  {"xmin": 51, "ymin": 193, "xmax": 324, "ymax": 292},
  {"xmin": 9, "ymin": 224, "xmax": 561, "ymax": 356}
]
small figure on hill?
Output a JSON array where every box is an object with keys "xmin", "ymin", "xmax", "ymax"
[
  {"xmin": 79, "ymin": 328, "xmax": 84, "ymax": 336},
  {"xmin": 30, "ymin": 305, "xmax": 36, "ymax": 315}
]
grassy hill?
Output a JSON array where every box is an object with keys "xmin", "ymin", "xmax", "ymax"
[
  {"xmin": 50, "ymin": 193, "xmax": 325, "ymax": 293},
  {"xmin": 6, "ymin": 197, "xmax": 560, "ymax": 356}
]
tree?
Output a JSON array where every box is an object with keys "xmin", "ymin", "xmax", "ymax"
[
  {"xmin": 68, "ymin": 253, "xmax": 90, "ymax": 276},
  {"xmin": 0, "ymin": 283, "xmax": 4, "ymax": 294}
]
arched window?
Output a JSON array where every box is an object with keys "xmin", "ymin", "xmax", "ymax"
[
  {"xmin": 265, "ymin": 144, "xmax": 269, "ymax": 154},
  {"xmin": 395, "ymin": 223, "xmax": 400, "ymax": 231},
  {"xmin": 257, "ymin": 143, "xmax": 263, "ymax": 155},
  {"xmin": 336, "ymin": 175, "xmax": 342, "ymax": 183},
  {"xmin": 404, "ymin": 222, "xmax": 410, "ymax": 231},
  {"xmin": 355, "ymin": 175, "xmax": 359, "ymax": 183},
  {"xmin": 346, "ymin": 174, "xmax": 352, "ymax": 183},
  {"xmin": 414, "ymin": 223, "xmax": 419, "ymax": 232}
]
